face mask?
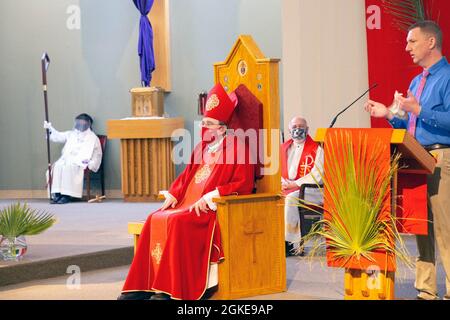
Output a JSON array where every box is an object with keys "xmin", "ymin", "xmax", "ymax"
[
  {"xmin": 201, "ymin": 127, "xmax": 220, "ymax": 143},
  {"xmin": 74, "ymin": 120, "xmax": 90, "ymax": 132},
  {"xmin": 291, "ymin": 128, "xmax": 307, "ymax": 141}
]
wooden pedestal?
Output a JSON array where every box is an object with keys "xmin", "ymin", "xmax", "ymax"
[{"xmin": 107, "ymin": 118, "xmax": 184, "ymax": 202}]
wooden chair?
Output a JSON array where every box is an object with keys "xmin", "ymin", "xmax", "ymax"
[
  {"xmin": 211, "ymin": 35, "xmax": 285, "ymax": 299},
  {"xmin": 84, "ymin": 134, "xmax": 107, "ymax": 201},
  {"xmin": 128, "ymin": 35, "xmax": 286, "ymax": 299},
  {"xmin": 298, "ymin": 183, "xmax": 324, "ymax": 238}
]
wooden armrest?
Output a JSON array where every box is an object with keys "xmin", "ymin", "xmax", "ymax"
[
  {"xmin": 213, "ymin": 192, "xmax": 281, "ymax": 204},
  {"xmin": 128, "ymin": 221, "xmax": 144, "ymax": 235}
]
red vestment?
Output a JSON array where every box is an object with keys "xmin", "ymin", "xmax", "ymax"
[
  {"xmin": 280, "ymin": 135, "xmax": 319, "ymax": 195},
  {"xmin": 122, "ymin": 135, "xmax": 255, "ymax": 300}
]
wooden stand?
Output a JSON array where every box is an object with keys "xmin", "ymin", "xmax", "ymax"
[{"xmin": 107, "ymin": 117, "xmax": 184, "ymax": 202}]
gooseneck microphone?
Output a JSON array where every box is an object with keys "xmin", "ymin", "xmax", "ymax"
[{"xmin": 329, "ymin": 83, "xmax": 378, "ymax": 128}]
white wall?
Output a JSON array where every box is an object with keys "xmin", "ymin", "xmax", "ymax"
[
  {"xmin": 0, "ymin": 0, "xmax": 282, "ymax": 192},
  {"xmin": 282, "ymin": 0, "xmax": 370, "ymax": 137}
]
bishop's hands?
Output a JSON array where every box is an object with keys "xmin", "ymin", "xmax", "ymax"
[
  {"xmin": 161, "ymin": 197, "xmax": 177, "ymax": 211},
  {"xmin": 189, "ymin": 198, "xmax": 208, "ymax": 217},
  {"xmin": 160, "ymin": 192, "xmax": 178, "ymax": 211}
]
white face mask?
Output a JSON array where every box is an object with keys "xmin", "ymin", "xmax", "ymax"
[{"xmin": 291, "ymin": 128, "xmax": 307, "ymax": 141}]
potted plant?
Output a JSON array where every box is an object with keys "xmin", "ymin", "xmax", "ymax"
[
  {"xmin": 296, "ymin": 130, "xmax": 413, "ymax": 300},
  {"xmin": 0, "ymin": 202, "xmax": 56, "ymax": 261}
]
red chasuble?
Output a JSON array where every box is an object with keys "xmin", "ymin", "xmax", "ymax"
[
  {"xmin": 280, "ymin": 135, "xmax": 319, "ymax": 195},
  {"xmin": 122, "ymin": 135, "xmax": 255, "ymax": 300}
]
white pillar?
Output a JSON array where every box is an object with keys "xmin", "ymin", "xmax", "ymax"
[{"xmin": 282, "ymin": 0, "xmax": 371, "ymax": 136}]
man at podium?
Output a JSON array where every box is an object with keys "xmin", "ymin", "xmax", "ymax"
[
  {"xmin": 365, "ymin": 21, "xmax": 450, "ymax": 300},
  {"xmin": 118, "ymin": 84, "xmax": 255, "ymax": 300}
]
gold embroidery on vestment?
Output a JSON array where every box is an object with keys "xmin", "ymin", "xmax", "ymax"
[
  {"xmin": 151, "ymin": 243, "xmax": 163, "ymax": 265},
  {"xmin": 195, "ymin": 165, "xmax": 212, "ymax": 184}
]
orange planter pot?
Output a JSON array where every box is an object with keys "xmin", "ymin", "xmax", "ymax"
[{"xmin": 344, "ymin": 268, "xmax": 395, "ymax": 300}]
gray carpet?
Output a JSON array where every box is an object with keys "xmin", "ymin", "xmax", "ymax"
[{"xmin": 0, "ymin": 199, "xmax": 447, "ymax": 299}]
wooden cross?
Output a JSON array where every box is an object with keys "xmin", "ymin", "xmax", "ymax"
[{"xmin": 244, "ymin": 219, "xmax": 264, "ymax": 264}]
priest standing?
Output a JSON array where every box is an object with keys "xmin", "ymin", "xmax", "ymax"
[{"xmin": 119, "ymin": 84, "xmax": 255, "ymax": 300}]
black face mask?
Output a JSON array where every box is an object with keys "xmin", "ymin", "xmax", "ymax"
[
  {"xmin": 291, "ymin": 128, "xmax": 307, "ymax": 141},
  {"xmin": 74, "ymin": 120, "xmax": 90, "ymax": 132}
]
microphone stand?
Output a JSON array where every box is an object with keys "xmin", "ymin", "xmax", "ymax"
[{"xmin": 329, "ymin": 83, "xmax": 378, "ymax": 128}]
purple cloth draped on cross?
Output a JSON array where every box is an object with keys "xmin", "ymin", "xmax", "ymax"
[{"xmin": 133, "ymin": 0, "xmax": 156, "ymax": 86}]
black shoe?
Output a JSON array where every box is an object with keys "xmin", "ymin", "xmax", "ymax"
[
  {"xmin": 201, "ymin": 285, "xmax": 218, "ymax": 300},
  {"xmin": 150, "ymin": 293, "xmax": 171, "ymax": 300},
  {"xmin": 285, "ymin": 241, "xmax": 295, "ymax": 257},
  {"xmin": 57, "ymin": 195, "xmax": 71, "ymax": 204},
  {"xmin": 50, "ymin": 193, "xmax": 62, "ymax": 204},
  {"xmin": 285, "ymin": 241, "xmax": 305, "ymax": 257},
  {"xmin": 117, "ymin": 291, "xmax": 154, "ymax": 300}
]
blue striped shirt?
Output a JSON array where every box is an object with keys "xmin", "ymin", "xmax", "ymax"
[{"xmin": 389, "ymin": 57, "xmax": 450, "ymax": 146}]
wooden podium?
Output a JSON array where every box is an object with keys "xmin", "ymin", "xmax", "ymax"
[
  {"xmin": 107, "ymin": 117, "xmax": 184, "ymax": 202},
  {"xmin": 315, "ymin": 128, "xmax": 435, "ymax": 300}
]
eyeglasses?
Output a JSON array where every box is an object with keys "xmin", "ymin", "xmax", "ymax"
[{"xmin": 199, "ymin": 121, "xmax": 224, "ymax": 128}]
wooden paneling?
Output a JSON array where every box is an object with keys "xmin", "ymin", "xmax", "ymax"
[
  {"xmin": 120, "ymin": 138, "xmax": 175, "ymax": 202},
  {"xmin": 108, "ymin": 118, "xmax": 184, "ymax": 202},
  {"xmin": 107, "ymin": 118, "xmax": 184, "ymax": 139},
  {"xmin": 214, "ymin": 194, "xmax": 286, "ymax": 299}
]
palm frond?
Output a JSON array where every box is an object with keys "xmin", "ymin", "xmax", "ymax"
[
  {"xmin": 382, "ymin": 0, "xmax": 427, "ymax": 31},
  {"xmin": 0, "ymin": 203, "xmax": 56, "ymax": 238},
  {"xmin": 295, "ymin": 131, "xmax": 413, "ymax": 269}
]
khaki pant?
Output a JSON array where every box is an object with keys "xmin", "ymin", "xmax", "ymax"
[{"xmin": 415, "ymin": 148, "xmax": 450, "ymax": 300}]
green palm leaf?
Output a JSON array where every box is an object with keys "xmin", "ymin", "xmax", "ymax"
[
  {"xmin": 0, "ymin": 203, "xmax": 56, "ymax": 238},
  {"xmin": 382, "ymin": 0, "xmax": 427, "ymax": 31},
  {"xmin": 295, "ymin": 131, "xmax": 412, "ymax": 269}
]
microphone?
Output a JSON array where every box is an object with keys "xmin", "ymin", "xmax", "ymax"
[{"xmin": 329, "ymin": 83, "xmax": 378, "ymax": 128}]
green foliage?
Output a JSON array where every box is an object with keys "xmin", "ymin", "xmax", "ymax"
[
  {"xmin": 0, "ymin": 203, "xmax": 56, "ymax": 238},
  {"xmin": 296, "ymin": 131, "xmax": 412, "ymax": 269},
  {"xmin": 382, "ymin": 0, "xmax": 427, "ymax": 31}
]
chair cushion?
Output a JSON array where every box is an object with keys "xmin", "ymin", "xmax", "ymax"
[{"xmin": 228, "ymin": 84, "xmax": 264, "ymax": 179}]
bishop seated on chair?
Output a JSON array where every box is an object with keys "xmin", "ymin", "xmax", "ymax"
[{"xmin": 118, "ymin": 83, "xmax": 255, "ymax": 300}]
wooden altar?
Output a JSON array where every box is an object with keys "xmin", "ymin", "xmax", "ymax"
[{"xmin": 107, "ymin": 117, "xmax": 184, "ymax": 202}]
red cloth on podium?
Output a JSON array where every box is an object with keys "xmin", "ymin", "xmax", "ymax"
[{"xmin": 122, "ymin": 135, "xmax": 255, "ymax": 300}]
